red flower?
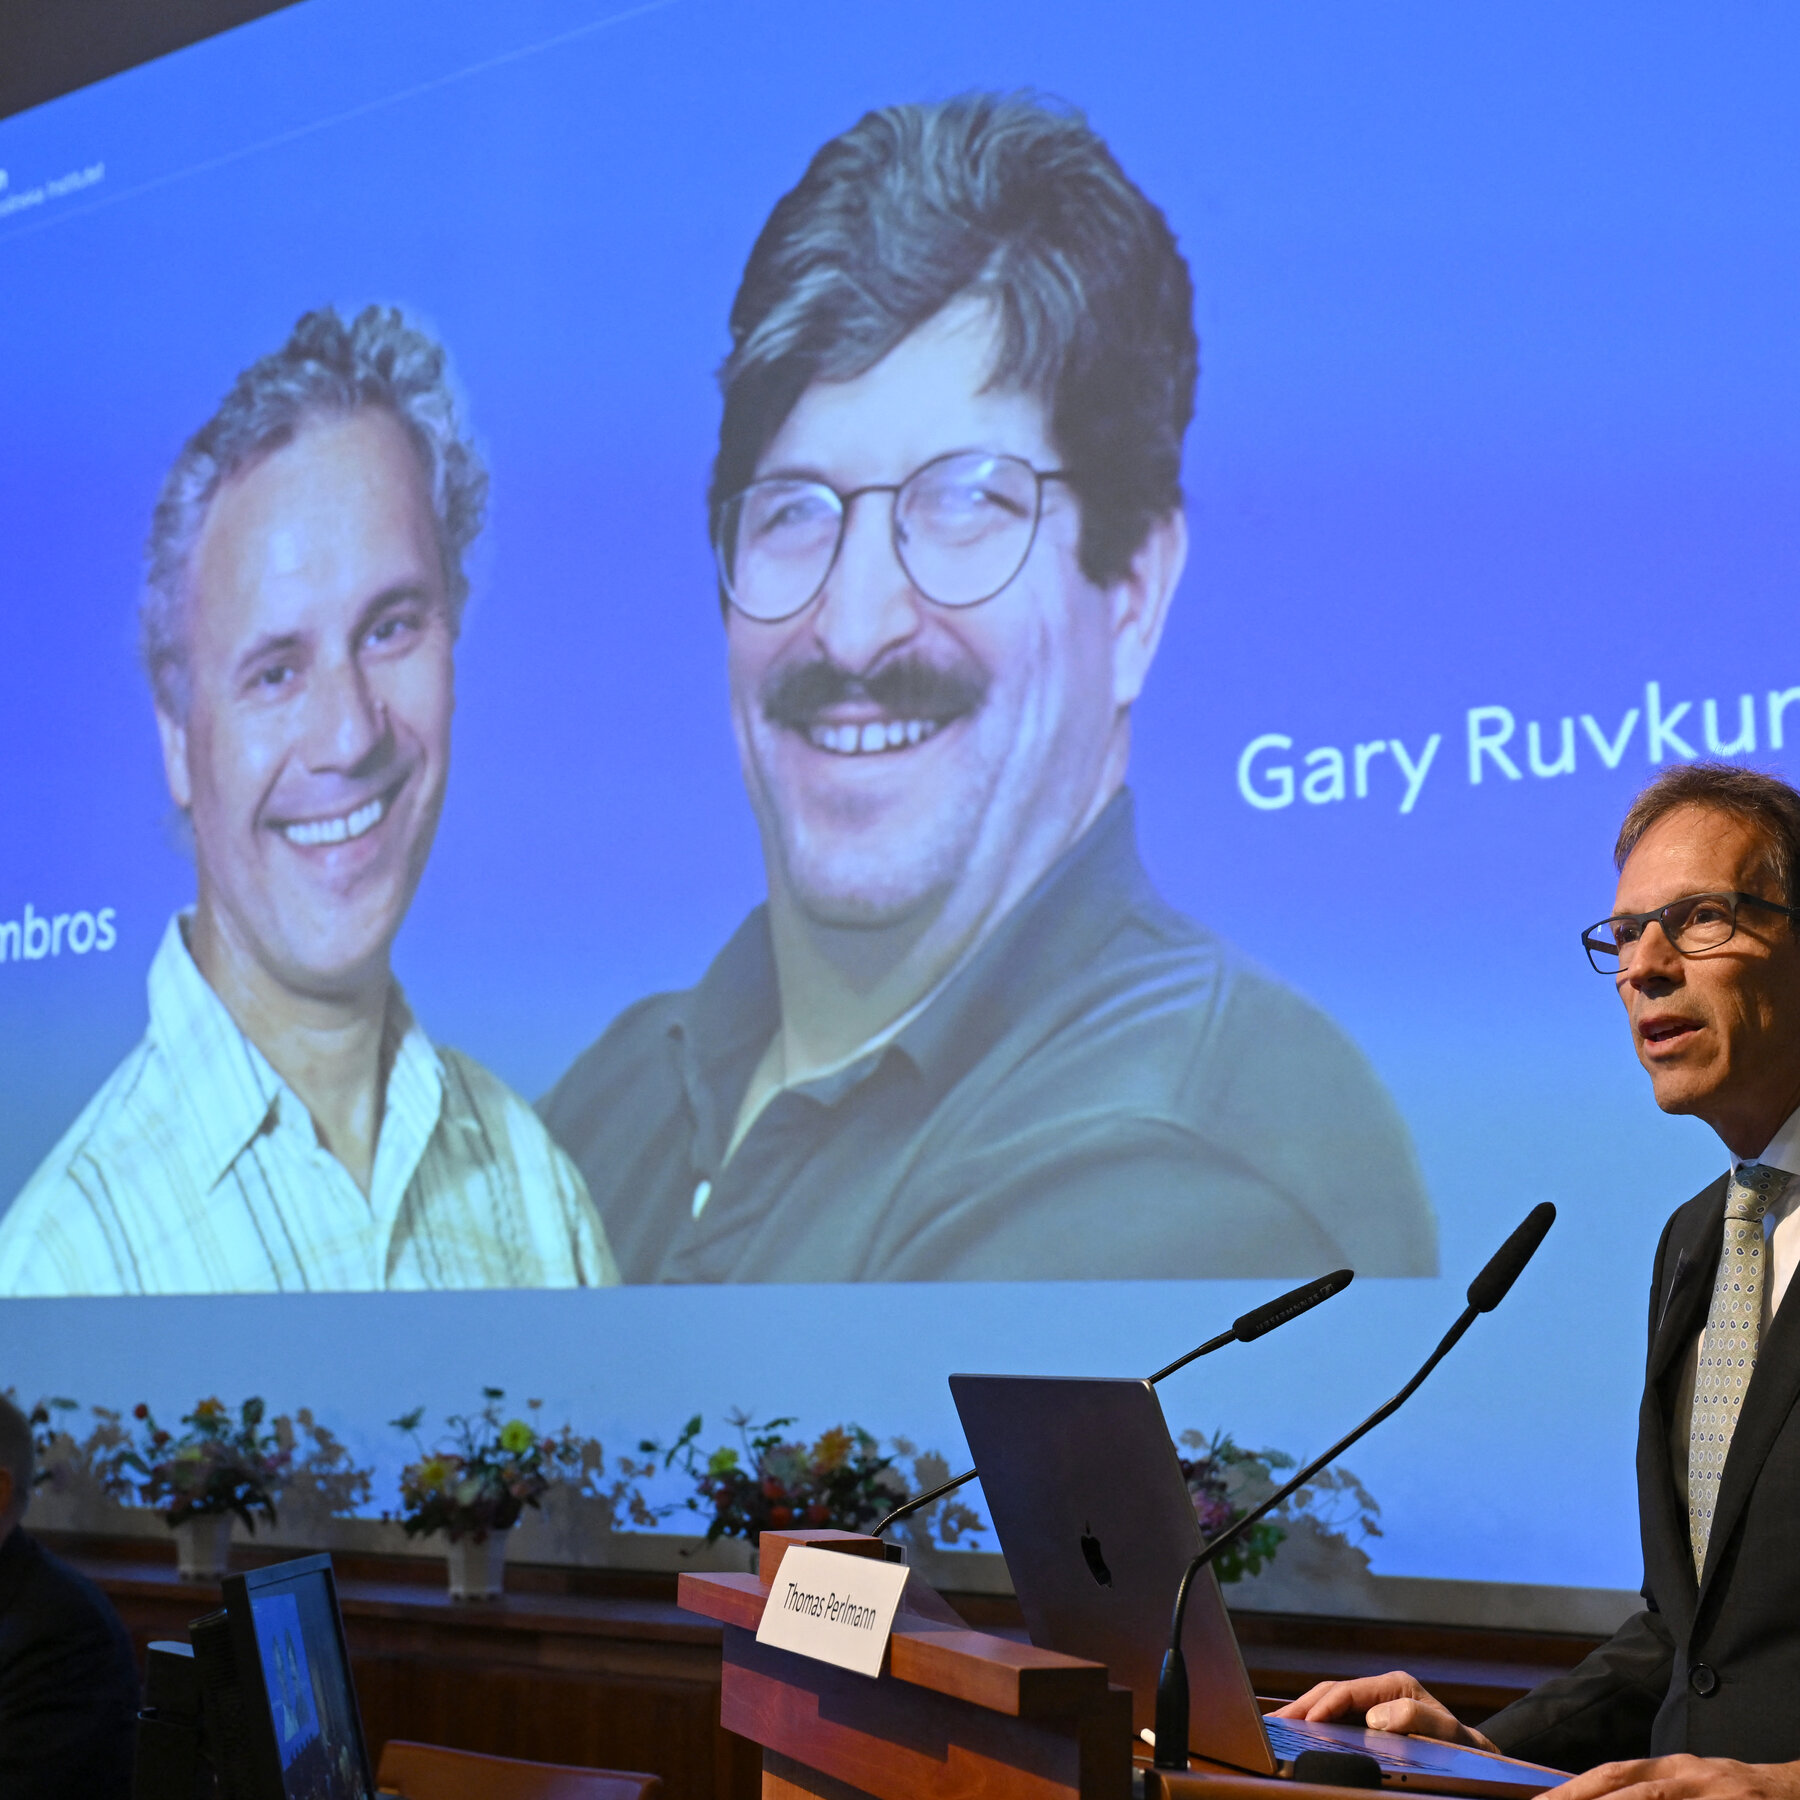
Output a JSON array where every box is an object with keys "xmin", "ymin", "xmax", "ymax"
[
  {"xmin": 768, "ymin": 1505, "xmax": 792, "ymax": 1527},
  {"xmin": 805, "ymin": 1503, "xmax": 830, "ymax": 1525},
  {"xmin": 133, "ymin": 1404, "xmax": 149, "ymax": 1420}
]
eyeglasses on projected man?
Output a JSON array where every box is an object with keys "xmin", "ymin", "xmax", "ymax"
[{"xmin": 712, "ymin": 448, "xmax": 1071, "ymax": 621}]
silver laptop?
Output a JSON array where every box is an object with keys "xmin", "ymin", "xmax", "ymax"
[{"xmin": 950, "ymin": 1374, "xmax": 1566, "ymax": 1798}]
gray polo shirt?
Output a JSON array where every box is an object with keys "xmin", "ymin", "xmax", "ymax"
[{"xmin": 540, "ymin": 792, "xmax": 1437, "ymax": 1283}]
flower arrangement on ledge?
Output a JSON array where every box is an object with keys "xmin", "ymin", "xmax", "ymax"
[
  {"xmin": 7, "ymin": 1384, "xmax": 1381, "ymax": 1591},
  {"xmin": 392, "ymin": 1387, "xmax": 657, "ymax": 1544},
  {"xmin": 12, "ymin": 1390, "xmax": 377, "ymax": 1536},
  {"xmin": 1177, "ymin": 1428, "xmax": 1381, "ymax": 1584},
  {"xmin": 101, "ymin": 1397, "xmax": 289, "ymax": 1533},
  {"xmin": 650, "ymin": 1410, "xmax": 986, "ymax": 1549}
]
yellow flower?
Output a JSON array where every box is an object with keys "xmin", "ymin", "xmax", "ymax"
[
  {"xmin": 812, "ymin": 1427, "xmax": 853, "ymax": 1473},
  {"xmin": 414, "ymin": 1456, "xmax": 452, "ymax": 1492},
  {"xmin": 499, "ymin": 1419, "xmax": 535, "ymax": 1455}
]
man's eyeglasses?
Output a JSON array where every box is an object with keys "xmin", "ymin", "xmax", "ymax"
[
  {"xmin": 712, "ymin": 450, "xmax": 1070, "ymax": 623},
  {"xmin": 1580, "ymin": 890, "xmax": 1800, "ymax": 973}
]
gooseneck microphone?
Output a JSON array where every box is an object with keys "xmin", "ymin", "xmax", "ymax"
[
  {"xmin": 1149, "ymin": 1267, "xmax": 1357, "ymax": 1382},
  {"xmin": 871, "ymin": 1268, "xmax": 1354, "ymax": 1538},
  {"xmin": 1151, "ymin": 1204, "xmax": 1556, "ymax": 1772}
]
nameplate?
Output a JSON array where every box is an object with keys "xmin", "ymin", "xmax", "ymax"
[{"xmin": 754, "ymin": 1543, "xmax": 910, "ymax": 1678}]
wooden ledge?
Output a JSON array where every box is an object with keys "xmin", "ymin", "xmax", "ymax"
[
  {"xmin": 77, "ymin": 1551, "xmax": 722, "ymax": 1644},
  {"xmin": 679, "ymin": 1568, "xmax": 1112, "ymax": 1719}
]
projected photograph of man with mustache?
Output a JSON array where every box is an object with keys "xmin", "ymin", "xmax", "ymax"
[
  {"xmin": 0, "ymin": 307, "xmax": 618, "ymax": 1294},
  {"xmin": 542, "ymin": 95, "xmax": 1436, "ymax": 1282}
]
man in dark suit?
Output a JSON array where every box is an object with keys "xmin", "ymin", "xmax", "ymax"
[
  {"xmin": 0, "ymin": 1393, "xmax": 140, "ymax": 1799},
  {"xmin": 1274, "ymin": 762, "xmax": 1800, "ymax": 1800}
]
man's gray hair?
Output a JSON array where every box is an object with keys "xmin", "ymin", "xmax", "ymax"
[
  {"xmin": 0, "ymin": 1393, "xmax": 34, "ymax": 1524},
  {"xmin": 141, "ymin": 304, "xmax": 488, "ymax": 718},
  {"xmin": 713, "ymin": 93, "xmax": 1197, "ymax": 592}
]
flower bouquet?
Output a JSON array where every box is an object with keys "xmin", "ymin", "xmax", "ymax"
[
  {"xmin": 1176, "ymin": 1428, "xmax": 1381, "ymax": 1584},
  {"xmin": 653, "ymin": 1410, "xmax": 985, "ymax": 1549},
  {"xmin": 4, "ymin": 1392, "xmax": 139, "ymax": 1528},
  {"xmin": 392, "ymin": 1388, "xmax": 585, "ymax": 1598},
  {"xmin": 101, "ymin": 1396, "xmax": 289, "ymax": 1579}
]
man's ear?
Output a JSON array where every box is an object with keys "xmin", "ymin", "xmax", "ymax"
[
  {"xmin": 1109, "ymin": 508, "xmax": 1188, "ymax": 711},
  {"xmin": 0, "ymin": 1465, "xmax": 14, "ymax": 1525},
  {"xmin": 155, "ymin": 704, "xmax": 194, "ymax": 812}
]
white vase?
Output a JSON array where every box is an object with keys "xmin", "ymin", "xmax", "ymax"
[
  {"xmin": 445, "ymin": 1530, "xmax": 509, "ymax": 1601},
  {"xmin": 173, "ymin": 1514, "xmax": 235, "ymax": 1581}
]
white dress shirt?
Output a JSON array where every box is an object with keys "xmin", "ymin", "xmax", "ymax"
[
  {"xmin": 0, "ymin": 916, "xmax": 619, "ymax": 1294},
  {"xmin": 1667, "ymin": 1104, "xmax": 1800, "ymax": 1509}
]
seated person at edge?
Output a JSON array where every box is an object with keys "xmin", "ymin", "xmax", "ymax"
[
  {"xmin": 0, "ymin": 1394, "xmax": 140, "ymax": 1800},
  {"xmin": 1278, "ymin": 764, "xmax": 1800, "ymax": 1797},
  {"xmin": 0, "ymin": 307, "xmax": 618, "ymax": 1293},
  {"xmin": 541, "ymin": 95, "xmax": 1437, "ymax": 1283}
]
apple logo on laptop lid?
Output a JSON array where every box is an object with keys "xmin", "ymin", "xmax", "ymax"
[{"xmin": 1079, "ymin": 1523, "xmax": 1112, "ymax": 1588}]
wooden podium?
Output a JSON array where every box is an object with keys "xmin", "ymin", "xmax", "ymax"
[{"xmin": 678, "ymin": 1529, "xmax": 1134, "ymax": 1800}]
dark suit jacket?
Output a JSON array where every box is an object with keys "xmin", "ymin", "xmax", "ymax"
[
  {"xmin": 0, "ymin": 1524, "xmax": 139, "ymax": 1800},
  {"xmin": 1486, "ymin": 1174, "xmax": 1800, "ymax": 1769}
]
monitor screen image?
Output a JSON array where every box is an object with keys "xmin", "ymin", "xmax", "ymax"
[
  {"xmin": 237, "ymin": 1559, "xmax": 372, "ymax": 1800},
  {"xmin": 1, "ymin": 0, "xmax": 1795, "ymax": 1611},
  {"xmin": 252, "ymin": 1592, "xmax": 321, "ymax": 1777}
]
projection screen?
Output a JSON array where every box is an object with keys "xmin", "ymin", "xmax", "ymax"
[{"xmin": 2, "ymin": 0, "xmax": 1796, "ymax": 1614}]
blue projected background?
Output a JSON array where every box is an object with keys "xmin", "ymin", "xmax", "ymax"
[{"xmin": 2, "ymin": 0, "xmax": 1797, "ymax": 1598}]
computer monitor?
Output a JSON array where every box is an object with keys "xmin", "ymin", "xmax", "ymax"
[{"xmin": 189, "ymin": 1553, "xmax": 375, "ymax": 1800}]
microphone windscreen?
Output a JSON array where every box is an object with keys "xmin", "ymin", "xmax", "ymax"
[
  {"xmin": 1466, "ymin": 1202, "xmax": 1556, "ymax": 1313},
  {"xmin": 1234, "ymin": 1268, "xmax": 1354, "ymax": 1342}
]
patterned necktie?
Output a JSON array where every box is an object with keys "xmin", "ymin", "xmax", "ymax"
[{"xmin": 1688, "ymin": 1161, "xmax": 1792, "ymax": 1577}]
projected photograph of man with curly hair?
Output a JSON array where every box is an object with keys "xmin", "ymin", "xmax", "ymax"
[{"xmin": 0, "ymin": 308, "xmax": 620, "ymax": 1296}]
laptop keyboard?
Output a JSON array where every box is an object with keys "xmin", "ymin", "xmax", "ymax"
[{"xmin": 1265, "ymin": 1715, "xmax": 1459, "ymax": 1775}]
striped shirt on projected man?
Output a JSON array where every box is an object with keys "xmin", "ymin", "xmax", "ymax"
[{"xmin": 0, "ymin": 918, "xmax": 618, "ymax": 1295}]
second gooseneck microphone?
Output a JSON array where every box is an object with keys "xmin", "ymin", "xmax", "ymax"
[
  {"xmin": 1151, "ymin": 1202, "xmax": 1556, "ymax": 1771},
  {"xmin": 871, "ymin": 1267, "xmax": 1354, "ymax": 1538}
]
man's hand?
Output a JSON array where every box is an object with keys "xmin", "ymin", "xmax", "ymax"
[
  {"xmin": 1271, "ymin": 1671, "xmax": 1498, "ymax": 1751},
  {"xmin": 1542, "ymin": 1757, "xmax": 1800, "ymax": 1800}
]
